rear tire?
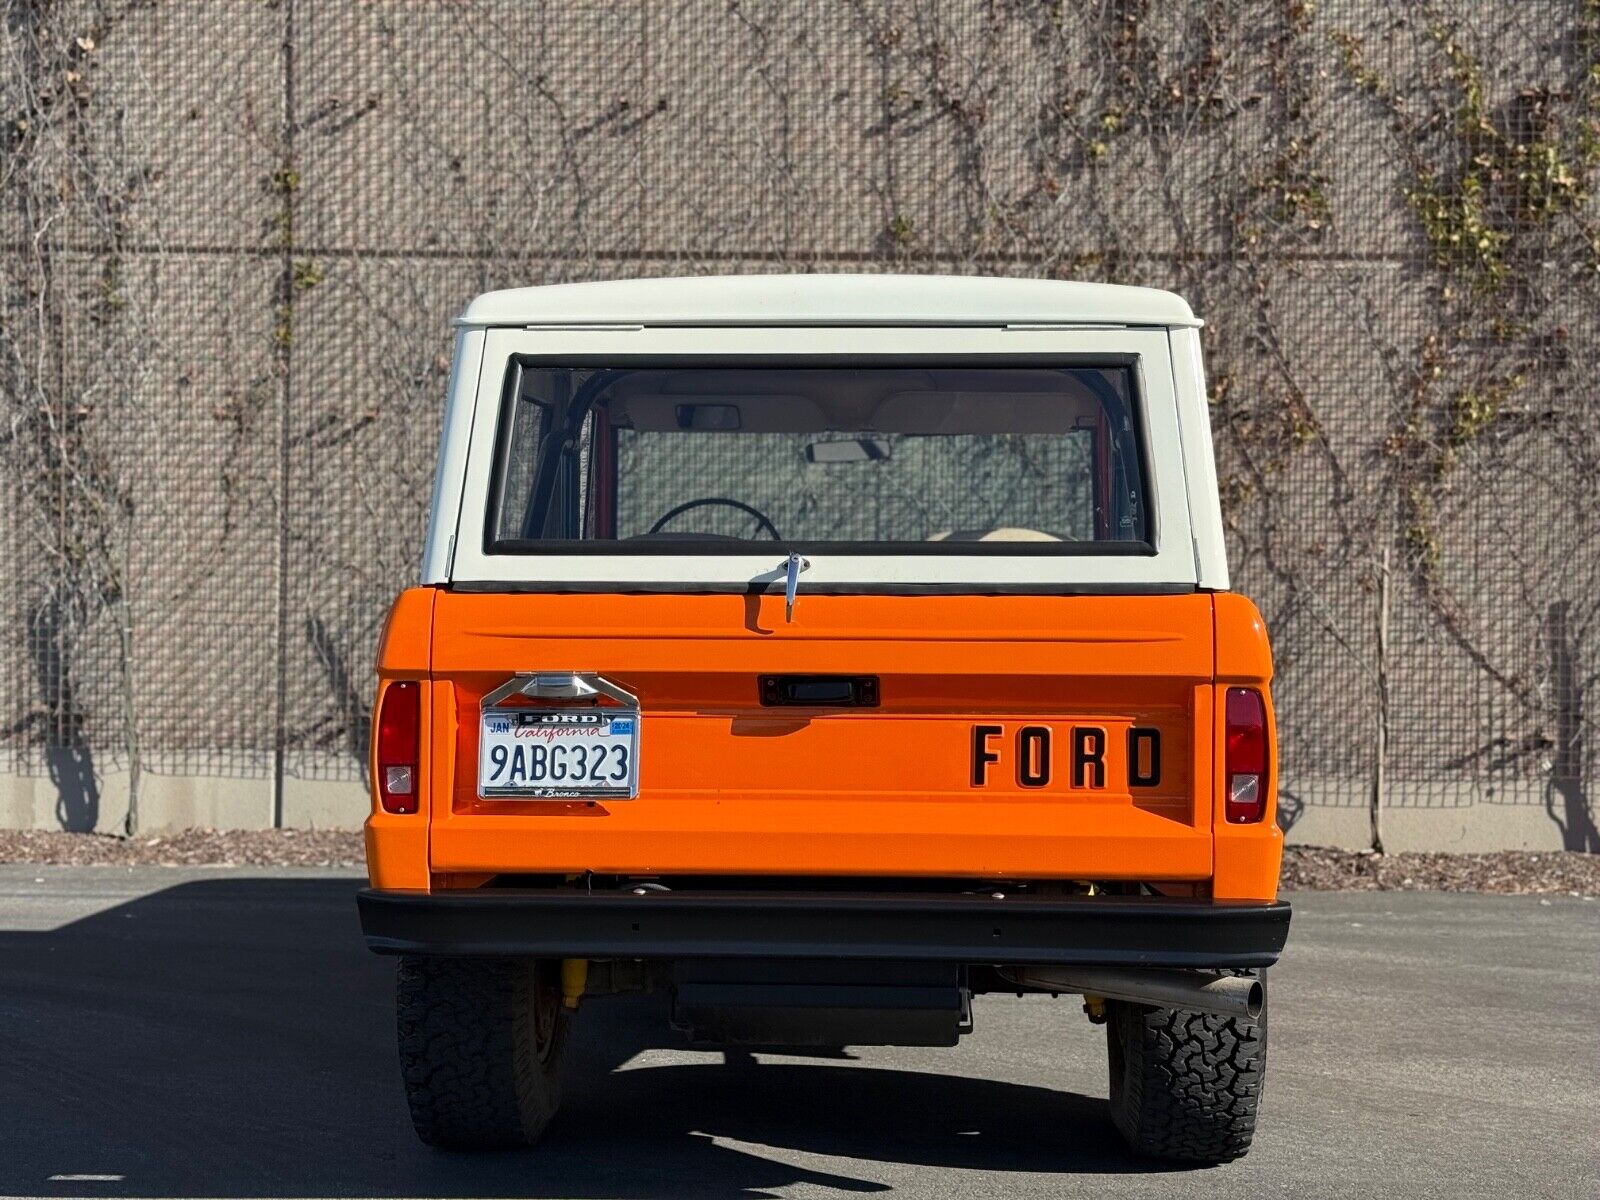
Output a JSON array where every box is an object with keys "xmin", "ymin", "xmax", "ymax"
[
  {"xmin": 1104, "ymin": 974, "xmax": 1267, "ymax": 1164},
  {"xmin": 396, "ymin": 956, "xmax": 569, "ymax": 1150}
]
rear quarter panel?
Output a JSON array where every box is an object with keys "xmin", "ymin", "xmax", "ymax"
[
  {"xmin": 367, "ymin": 588, "xmax": 435, "ymax": 890},
  {"xmin": 1212, "ymin": 593, "xmax": 1282, "ymax": 900}
]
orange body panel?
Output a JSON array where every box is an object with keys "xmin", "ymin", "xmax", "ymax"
[
  {"xmin": 366, "ymin": 587, "xmax": 1282, "ymax": 900},
  {"xmin": 1212, "ymin": 593, "xmax": 1283, "ymax": 899},
  {"xmin": 367, "ymin": 589, "xmax": 435, "ymax": 890}
]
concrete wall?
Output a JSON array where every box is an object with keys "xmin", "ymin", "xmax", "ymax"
[
  {"xmin": 0, "ymin": 753, "xmax": 365, "ymax": 834},
  {"xmin": 0, "ymin": 1, "xmax": 1594, "ymax": 850}
]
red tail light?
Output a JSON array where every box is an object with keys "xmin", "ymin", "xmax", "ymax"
[
  {"xmin": 376, "ymin": 681, "xmax": 420, "ymax": 814},
  {"xmin": 1224, "ymin": 687, "xmax": 1268, "ymax": 823}
]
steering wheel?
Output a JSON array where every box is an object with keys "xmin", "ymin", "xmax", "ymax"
[{"xmin": 647, "ymin": 497, "xmax": 783, "ymax": 540}]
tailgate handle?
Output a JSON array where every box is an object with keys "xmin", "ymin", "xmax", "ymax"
[{"xmin": 760, "ymin": 675, "xmax": 879, "ymax": 708}]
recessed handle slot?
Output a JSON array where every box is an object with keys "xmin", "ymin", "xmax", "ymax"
[{"xmin": 759, "ymin": 675, "xmax": 879, "ymax": 708}]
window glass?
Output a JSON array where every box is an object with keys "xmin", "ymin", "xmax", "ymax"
[{"xmin": 490, "ymin": 366, "xmax": 1149, "ymax": 550}]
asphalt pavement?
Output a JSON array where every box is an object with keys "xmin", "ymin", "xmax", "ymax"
[{"xmin": 0, "ymin": 866, "xmax": 1595, "ymax": 1200}]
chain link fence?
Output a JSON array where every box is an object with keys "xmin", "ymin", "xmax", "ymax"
[{"xmin": 1, "ymin": 1, "xmax": 1595, "ymax": 845}]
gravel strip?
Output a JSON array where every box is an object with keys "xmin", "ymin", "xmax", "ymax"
[
  {"xmin": 0, "ymin": 832, "xmax": 1595, "ymax": 896},
  {"xmin": 0, "ymin": 829, "xmax": 364, "ymax": 868},
  {"xmin": 1281, "ymin": 844, "xmax": 1600, "ymax": 897}
]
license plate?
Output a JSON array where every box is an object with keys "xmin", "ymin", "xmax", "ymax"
[{"xmin": 478, "ymin": 708, "xmax": 640, "ymax": 799}]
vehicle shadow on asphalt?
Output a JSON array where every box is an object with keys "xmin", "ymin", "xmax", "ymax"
[{"xmin": 0, "ymin": 878, "xmax": 1179, "ymax": 1198}]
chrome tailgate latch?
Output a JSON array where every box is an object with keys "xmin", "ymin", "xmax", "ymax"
[
  {"xmin": 481, "ymin": 672, "xmax": 640, "ymax": 709},
  {"xmin": 783, "ymin": 553, "xmax": 810, "ymax": 623}
]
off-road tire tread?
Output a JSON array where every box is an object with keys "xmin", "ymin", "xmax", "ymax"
[
  {"xmin": 396, "ymin": 957, "xmax": 565, "ymax": 1150},
  {"xmin": 1106, "ymin": 978, "xmax": 1266, "ymax": 1164}
]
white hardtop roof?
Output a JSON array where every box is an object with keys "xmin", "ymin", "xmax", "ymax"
[{"xmin": 457, "ymin": 274, "xmax": 1201, "ymax": 329}]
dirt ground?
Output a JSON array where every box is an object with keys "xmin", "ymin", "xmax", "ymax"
[
  {"xmin": 0, "ymin": 829, "xmax": 363, "ymax": 869},
  {"xmin": 0, "ymin": 830, "xmax": 1595, "ymax": 896},
  {"xmin": 1278, "ymin": 844, "xmax": 1600, "ymax": 897}
]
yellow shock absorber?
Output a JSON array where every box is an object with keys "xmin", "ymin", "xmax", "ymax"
[{"xmin": 561, "ymin": 958, "xmax": 589, "ymax": 1010}]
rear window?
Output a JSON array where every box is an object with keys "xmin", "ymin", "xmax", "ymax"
[{"xmin": 487, "ymin": 364, "xmax": 1151, "ymax": 554}]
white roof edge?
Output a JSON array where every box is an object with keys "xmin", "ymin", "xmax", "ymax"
[{"xmin": 456, "ymin": 274, "xmax": 1202, "ymax": 330}]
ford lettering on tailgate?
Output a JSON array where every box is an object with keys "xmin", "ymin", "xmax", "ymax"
[{"xmin": 970, "ymin": 723, "xmax": 1162, "ymax": 789}]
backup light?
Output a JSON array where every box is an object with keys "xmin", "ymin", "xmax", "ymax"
[
  {"xmin": 376, "ymin": 681, "xmax": 420, "ymax": 814},
  {"xmin": 1224, "ymin": 687, "xmax": 1268, "ymax": 824}
]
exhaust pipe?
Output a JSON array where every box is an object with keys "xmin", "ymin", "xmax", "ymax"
[{"xmin": 1005, "ymin": 966, "xmax": 1263, "ymax": 1020}]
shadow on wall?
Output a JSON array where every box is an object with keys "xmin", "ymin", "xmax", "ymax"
[
  {"xmin": 44, "ymin": 746, "xmax": 101, "ymax": 832},
  {"xmin": 1276, "ymin": 789, "xmax": 1305, "ymax": 837},
  {"xmin": 1546, "ymin": 602, "xmax": 1598, "ymax": 853},
  {"xmin": 0, "ymin": 878, "xmax": 1181, "ymax": 1200},
  {"xmin": 305, "ymin": 616, "xmax": 372, "ymax": 778},
  {"xmin": 26, "ymin": 596, "xmax": 100, "ymax": 832}
]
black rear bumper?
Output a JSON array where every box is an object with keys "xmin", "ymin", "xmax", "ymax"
[{"xmin": 357, "ymin": 888, "xmax": 1291, "ymax": 969}]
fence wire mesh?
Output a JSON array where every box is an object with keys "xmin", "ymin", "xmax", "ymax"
[{"xmin": 1, "ymin": 1, "xmax": 1595, "ymax": 845}]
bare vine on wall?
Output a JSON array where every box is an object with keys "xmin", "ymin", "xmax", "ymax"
[
  {"xmin": 0, "ymin": 1, "xmax": 152, "ymax": 832},
  {"xmin": 1332, "ymin": 7, "xmax": 1600, "ymax": 842}
]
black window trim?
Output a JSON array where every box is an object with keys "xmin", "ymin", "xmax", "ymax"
[{"xmin": 482, "ymin": 353, "xmax": 1159, "ymax": 559}]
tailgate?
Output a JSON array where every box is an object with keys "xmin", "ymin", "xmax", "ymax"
[{"xmin": 427, "ymin": 591, "xmax": 1215, "ymax": 881}]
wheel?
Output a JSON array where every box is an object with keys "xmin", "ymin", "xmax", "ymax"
[
  {"xmin": 396, "ymin": 956, "xmax": 569, "ymax": 1150},
  {"xmin": 1104, "ymin": 974, "xmax": 1267, "ymax": 1164}
]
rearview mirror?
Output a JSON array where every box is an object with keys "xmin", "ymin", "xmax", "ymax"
[
  {"xmin": 805, "ymin": 436, "xmax": 892, "ymax": 464},
  {"xmin": 674, "ymin": 404, "xmax": 742, "ymax": 431}
]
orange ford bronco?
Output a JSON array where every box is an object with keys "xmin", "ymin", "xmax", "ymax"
[{"xmin": 359, "ymin": 275, "xmax": 1288, "ymax": 1163}]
